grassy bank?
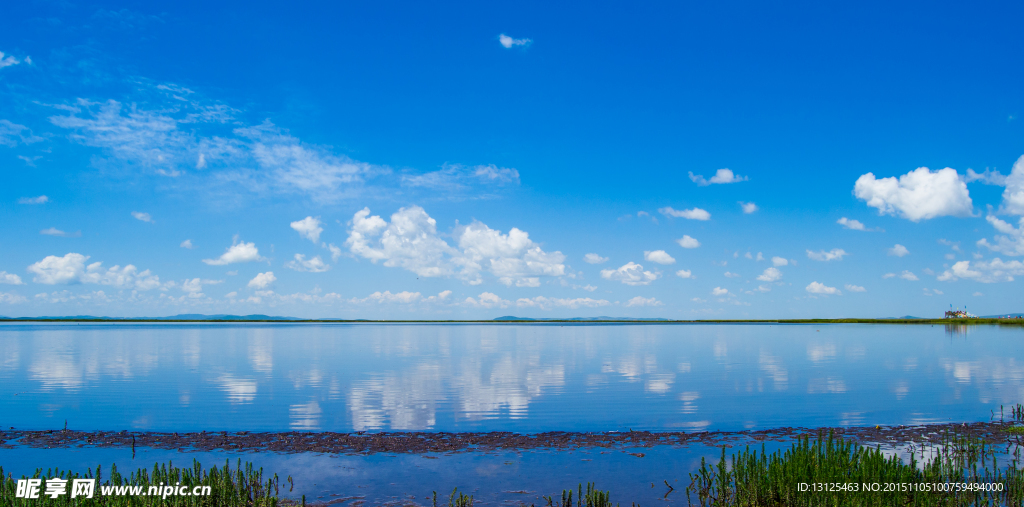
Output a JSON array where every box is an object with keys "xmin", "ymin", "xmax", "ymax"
[
  {"xmin": 3, "ymin": 429, "xmax": 1022, "ymax": 506},
  {"xmin": 0, "ymin": 459, "xmax": 280, "ymax": 506}
]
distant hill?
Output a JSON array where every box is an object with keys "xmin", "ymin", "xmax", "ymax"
[
  {"xmin": 489, "ymin": 317, "xmax": 671, "ymax": 321},
  {"xmin": 0, "ymin": 314, "xmax": 303, "ymax": 321}
]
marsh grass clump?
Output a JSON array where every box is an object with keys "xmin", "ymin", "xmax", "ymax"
[
  {"xmin": 686, "ymin": 430, "xmax": 1023, "ymax": 506},
  {"xmin": 0, "ymin": 459, "xmax": 279, "ymax": 506}
]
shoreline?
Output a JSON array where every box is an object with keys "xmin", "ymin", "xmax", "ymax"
[
  {"xmin": 1, "ymin": 318, "xmax": 1023, "ymax": 325},
  {"xmin": 3, "ymin": 420, "xmax": 1021, "ymax": 455}
]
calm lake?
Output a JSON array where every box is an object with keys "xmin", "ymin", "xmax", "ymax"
[{"xmin": 1, "ymin": 322, "xmax": 1020, "ymax": 433}]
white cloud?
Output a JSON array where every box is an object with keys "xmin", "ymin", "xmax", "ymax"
[
  {"xmin": 27, "ymin": 253, "xmax": 162, "ymax": 290},
  {"xmin": 180, "ymin": 278, "xmax": 222, "ymax": 298},
  {"xmin": 807, "ymin": 249, "xmax": 847, "ymax": 261},
  {"xmin": 1000, "ymin": 155, "xmax": 1024, "ymax": 215},
  {"xmin": 854, "ymin": 167, "xmax": 973, "ymax": 221},
  {"xmin": 464, "ymin": 292, "xmax": 510, "ymax": 308},
  {"xmin": 325, "ymin": 243, "xmax": 342, "ymax": 261},
  {"xmin": 290, "ymin": 216, "xmax": 323, "ymax": 243},
  {"xmin": 675, "ymin": 269, "xmax": 693, "ymax": 279},
  {"xmin": 977, "ymin": 215, "xmax": 1024, "ymax": 256},
  {"xmin": 346, "ymin": 206, "xmax": 565, "ymax": 286},
  {"xmin": 965, "ymin": 168, "xmax": 1007, "ymax": 186},
  {"xmin": 362, "ymin": 291, "xmax": 422, "ymax": 304},
  {"xmin": 584, "ymin": 253, "xmax": 609, "ymax": 264},
  {"xmin": 711, "ymin": 287, "xmax": 730, "ymax": 296},
  {"xmin": 247, "ymin": 272, "xmax": 276, "ymax": 289},
  {"xmin": 0, "ymin": 119, "xmax": 42, "ymax": 147},
  {"xmin": 805, "ymin": 282, "xmax": 841, "ymax": 295},
  {"xmin": 756, "ymin": 267, "xmax": 782, "ymax": 282},
  {"xmin": 0, "ymin": 271, "xmax": 24, "ymax": 285},
  {"xmin": 689, "ymin": 168, "xmax": 747, "ymax": 186},
  {"xmin": 844, "ymin": 284, "xmax": 866, "ymax": 292},
  {"xmin": 40, "ymin": 227, "xmax": 80, "ymax": 237},
  {"xmin": 625, "ymin": 296, "xmax": 663, "ymax": 307},
  {"xmin": 973, "ymin": 291, "xmax": 983, "ymax": 296},
  {"xmin": 180, "ymin": 239, "xmax": 194, "ymax": 249},
  {"xmin": 132, "ymin": 211, "xmax": 153, "ymax": 223},
  {"xmin": 203, "ymin": 241, "xmax": 263, "ymax": 265},
  {"xmin": 888, "ymin": 244, "xmax": 910, "ymax": 257},
  {"xmin": 882, "ymin": 273, "xmax": 896, "ymax": 279},
  {"xmin": 644, "ymin": 250, "xmax": 676, "ymax": 265},
  {"xmin": 401, "ymin": 164, "xmax": 520, "ymax": 194},
  {"xmin": 0, "ymin": 292, "xmax": 27, "ymax": 304},
  {"xmin": 937, "ymin": 258, "xmax": 1024, "ymax": 283},
  {"xmin": 659, "ymin": 207, "xmax": 711, "ymax": 220},
  {"xmin": 18, "ymin": 195, "xmax": 48, "ymax": 205},
  {"xmin": 601, "ymin": 262, "xmax": 660, "ymax": 286},
  {"xmin": 899, "ymin": 270, "xmax": 919, "ymax": 281},
  {"xmin": 922, "ymin": 288, "xmax": 944, "ymax": 296},
  {"xmin": 498, "ymin": 34, "xmax": 532, "ymax": 48},
  {"xmin": 836, "ymin": 217, "xmax": 868, "ymax": 231},
  {"xmin": 516, "ymin": 296, "xmax": 611, "ymax": 310},
  {"xmin": 0, "ymin": 51, "xmax": 26, "ymax": 69},
  {"xmin": 771, "ymin": 256, "xmax": 788, "ymax": 267},
  {"xmin": 724, "ymin": 271, "xmax": 740, "ymax": 278},
  {"xmin": 739, "ymin": 202, "xmax": 758, "ymax": 214},
  {"xmin": 676, "ymin": 235, "xmax": 700, "ymax": 249},
  {"xmin": 285, "ymin": 254, "xmax": 330, "ymax": 273}
]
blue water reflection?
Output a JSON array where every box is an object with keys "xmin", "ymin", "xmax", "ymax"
[{"xmin": 0, "ymin": 322, "xmax": 1020, "ymax": 432}]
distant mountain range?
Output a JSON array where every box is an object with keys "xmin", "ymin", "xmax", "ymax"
[{"xmin": 0, "ymin": 314, "xmax": 304, "ymax": 321}]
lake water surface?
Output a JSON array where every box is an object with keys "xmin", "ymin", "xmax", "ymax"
[{"xmin": 2, "ymin": 322, "xmax": 1021, "ymax": 433}]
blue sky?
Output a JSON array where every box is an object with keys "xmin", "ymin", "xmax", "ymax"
[{"xmin": 2, "ymin": 1, "xmax": 1023, "ymax": 319}]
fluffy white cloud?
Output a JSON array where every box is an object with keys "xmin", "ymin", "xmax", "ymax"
[
  {"xmin": 644, "ymin": 250, "xmax": 676, "ymax": 265},
  {"xmin": 18, "ymin": 195, "xmax": 48, "ymax": 204},
  {"xmin": 0, "ymin": 292, "xmax": 27, "ymax": 304},
  {"xmin": 180, "ymin": 239, "xmax": 194, "ymax": 249},
  {"xmin": 937, "ymin": 259, "xmax": 1024, "ymax": 283},
  {"xmin": 807, "ymin": 249, "xmax": 847, "ymax": 261},
  {"xmin": 180, "ymin": 278, "xmax": 222, "ymax": 298},
  {"xmin": 203, "ymin": 241, "xmax": 263, "ymax": 265},
  {"xmin": 285, "ymin": 254, "xmax": 330, "ymax": 273},
  {"xmin": 625, "ymin": 296, "xmax": 663, "ymax": 307},
  {"xmin": 676, "ymin": 235, "xmax": 700, "ymax": 249},
  {"xmin": 27, "ymin": 253, "xmax": 87, "ymax": 284},
  {"xmin": 689, "ymin": 168, "xmax": 747, "ymax": 186},
  {"xmin": 756, "ymin": 267, "xmax": 782, "ymax": 282},
  {"xmin": 27, "ymin": 253, "xmax": 162, "ymax": 289},
  {"xmin": 516, "ymin": 296, "xmax": 611, "ymax": 310},
  {"xmin": 464, "ymin": 292, "xmax": 510, "ymax": 308},
  {"xmin": 739, "ymin": 201, "xmax": 758, "ymax": 214},
  {"xmin": 854, "ymin": 167, "xmax": 973, "ymax": 221},
  {"xmin": 805, "ymin": 282, "xmax": 841, "ymax": 295},
  {"xmin": 363, "ymin": 291, "xmax": 421, "ymax": 304},
  {"xmin": 724, "ymin": 271, "xmax": 740, "ymax": 278},
  {"xmin": 601, "ymin": 262, "xmax": 660, "ymax": 286},
  {"xmin": 0, "ymin": 271, "xmax": 24, "ymax": 285},
  {"xmin": 659, "ymin": 207, "xmax": 711, "ymax": 220},
  {"xmin": 999, "ymin": 155, "xmax": 1024, "ymax": 215},
  {"xmin": 888, "ymin": 244, "xmax": 909, "ymax": 257},
  {"xmin": 498, "ymin": 34, "xmax": 532, "ymax": 48},
  {"xmin": 844, "ymin": 284, "xmax": 866, "ymax": 292},
  {"xmin": 247, "ymin": 272, "xmax": 276, "ymax": 289},
  {"xmin": 977, "ymin": 215, "xmax": 1024, "ymax": 256},
  {"xmin": 836, "ymin": 217, "xmax": 867, "ymax": 231},
  {"xmin": 584, "ymin": 253, "xmax": 609, "ymax": 264},
  {"xmin": 711, "ymin": 287, "xmax": 730, "ymax": 296},
  {"xmin": 771, "ymin": 256, "xmax": 788, "ymax": 267},
  {"xmin": 132, "ymin": 211, "xmax": 153, "ymax": 223},
  {"xmin": 899, "ymin": 270, "xmax": 918, "ymax": 281},
  {"xmin": 675, "ymin": 269, "xmax": 693, "ymax": 279},
  {"xmin": 290, "ymin": 216, "xmax": 323, "ymax": 243},
  {"xmin": 346, "ymin": 206, "xmax": 565, "ymax": 286}
]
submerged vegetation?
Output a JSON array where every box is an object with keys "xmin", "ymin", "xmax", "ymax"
[{"xmin": 0, "ymin": 459, "xmax": 280, "ymax": 506}]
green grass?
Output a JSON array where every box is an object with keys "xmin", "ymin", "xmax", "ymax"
[
  {"xmin": 0, "ymin": 459, "xmax": 280, "ymax": 506},
  {"xmin": 686, "ymin": 430, "xmax": 1024, "ymax": 506}
]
